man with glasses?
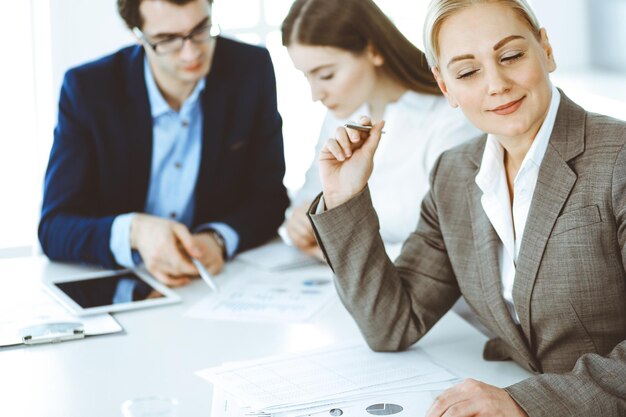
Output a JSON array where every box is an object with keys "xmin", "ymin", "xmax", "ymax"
[{"xmin": 39, "ymin": 0, "xmax": 289, "ymax": 288}]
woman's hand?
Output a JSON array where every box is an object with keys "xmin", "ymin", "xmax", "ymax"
[
  {"xmin": 286, "ymin": 203, "xmax": 316, "ymax": 247},
  {"xmin": 319, "ymin": 116, "xmax": 385, "ymax": 209},
  {"xmin": 426, "ymin": 379, "xmax": 528, "ymax": 417},
  {"xmin": 286, "ymin": 203, "xmax": 326, "ymax": 261}
]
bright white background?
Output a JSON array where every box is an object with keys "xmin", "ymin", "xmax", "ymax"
[{"xmin": 1, "ymin": 0, "xmax": 625, "ymax": 258}]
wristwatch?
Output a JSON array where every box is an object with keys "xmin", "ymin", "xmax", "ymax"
[{"xmin": 206, "ymin": 229, "xmax": 227, "ymax": 260}]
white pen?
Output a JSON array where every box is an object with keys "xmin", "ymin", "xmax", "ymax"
[
  {"xmin": 191, "ymin": 258, "xmax": 219, "ymax": 293},
  {"xmin": 344, "ymin": 122, "xmax": 386, "ymax": 134}
]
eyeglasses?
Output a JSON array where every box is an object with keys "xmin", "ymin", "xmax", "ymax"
[{"xmin": 133, "ymin": 22, "xmax": 219, "ymax": 55}]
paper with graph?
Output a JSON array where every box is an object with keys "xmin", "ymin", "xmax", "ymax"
[{"xmin": 197, "ymin": 342, "xmax": 459, "ymax": 416}]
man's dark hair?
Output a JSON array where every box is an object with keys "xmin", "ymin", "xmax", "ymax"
[{"xmin": 117, "ymin": 0, "xmax": 213, "ymax": 30}]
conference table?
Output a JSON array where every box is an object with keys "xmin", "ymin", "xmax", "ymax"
[{"xmin": 0, "ymin": 254, "xmax": 532, "ymax": 417}]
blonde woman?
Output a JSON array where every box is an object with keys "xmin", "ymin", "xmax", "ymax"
[
  {"xmin": 281, "ymin": 0, "xmax": 479, "ymax": 260},
  {"xmin": 308, "ymin": 0, "xmax": 626, "ymax": 416}
]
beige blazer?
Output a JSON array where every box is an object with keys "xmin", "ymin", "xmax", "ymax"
[{"xmin": 309, "ymin": 92, "xmax": 626, "ymax": 416}]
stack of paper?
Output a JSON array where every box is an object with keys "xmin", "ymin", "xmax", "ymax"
[{"xmin": 197, "ymin": 342, "xmax": 459, "ymax": 416}]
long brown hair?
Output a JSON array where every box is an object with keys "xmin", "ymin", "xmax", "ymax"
[{"xmin": 282, "ymin": 0, "xmax": 441, "ymax": 96}]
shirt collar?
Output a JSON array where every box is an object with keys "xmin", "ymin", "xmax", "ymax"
[
  {"xmin": 522, "ymin": 84, "xmax": 560, "ymax": 169},
  {"xmin": 180, "ymin": 76, "xmax": 205, "ymax": 117},
  {"xmin": 475, "ymin": 134, "xmax": 505, "ymax": 192},
  {"xmin": 476, "ymin": 84, "xmax": 561, "ymax": 192},
  {"xmin": 143, "ymin": 57, "xmax": 206, "ymax": 118}
]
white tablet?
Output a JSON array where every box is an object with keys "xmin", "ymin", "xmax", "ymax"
[{"xmin": 42, "ymin": 269, "xmax": 180, "ymax": 316}]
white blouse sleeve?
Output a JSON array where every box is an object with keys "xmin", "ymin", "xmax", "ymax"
[{"xmin": 423, "ymin": 106, "xmax": 483, "ymax": 173}]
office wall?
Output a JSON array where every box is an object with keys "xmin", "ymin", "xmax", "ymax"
[
  {"xmin": 49, "ymin": 0, "xmax": 134, "ymax": 110},
  {"xmin": 531, "ymin": 0, "xmax": 590, "ymax": 71},
  {"xmin": 588, "ymin": 0, "xmax": 626, "ymax": 71}
]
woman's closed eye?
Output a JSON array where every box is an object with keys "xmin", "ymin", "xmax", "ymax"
[
  {"xmin": 319, "ymin": 72, "xmax": 335, "ymax": 81},
  {"xmin": 501, "ymin": 51, "xmax": 525, "ymax": 63},
  {"xmin": 457, "ymin": 68, "xmax": 479, "ymax": 80}
]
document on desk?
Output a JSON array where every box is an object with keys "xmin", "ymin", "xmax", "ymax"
[
  {"xmin": 197, "ymin": 342, "xmax": 459, "ymax": 416},
  {"xmin": 0, "ymin": 280, "xmax": 122, "ymax": 347},
  {"xmin": 184, "ymin": 266, "xmax": 336, "ymax": 323},
  {"xmin": 211, "ymin": 387, "xmax": 441, "ymax": 417},
  {"xmin": 237, "ymin": 239, "xmax": 321, "ymax": 271}
]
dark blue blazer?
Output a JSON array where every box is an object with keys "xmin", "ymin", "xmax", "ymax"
[{"xmin": 39, "ymin": 37, "xmax": 289, "ymax": 268}]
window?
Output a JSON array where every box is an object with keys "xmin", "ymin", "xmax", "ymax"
[{"xmin": 0, "ymin": 1, "xmax": 39, "ymax": 257}]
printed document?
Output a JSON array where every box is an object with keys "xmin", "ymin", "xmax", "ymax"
[
  {"xmin": 197, "ymin": 342, "xmax": 459, "ymax": 416},
  {"xmin": 184, "ymin": 265, "xmax": 336, "ymax": 323}
]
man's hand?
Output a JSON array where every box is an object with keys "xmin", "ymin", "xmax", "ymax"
[
  {"xmin": 426, "ymin": 379, "xmax": 528, "ymax": 417},
  {"xmin": 319, "ymin": 117, "xmax": 385, "ymax": 209},
  {"xmin": 286, "ymin": 203, "xmax": 324, "ymax": 261},
  {"xmin": 130, "ymin": 214, "xmax": 199, "ymax": 287},
  {"xmin": 191, "ymin": 231, "xmax": 225, "ymax": 275},
  {"xmin": 302, "ymin": 244, "xmax": 324, "ymax": 261}
]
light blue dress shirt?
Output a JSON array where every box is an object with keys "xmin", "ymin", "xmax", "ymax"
[{"xmin": 109, "ymin": 58, "xmax": 238, "ymax": 269}]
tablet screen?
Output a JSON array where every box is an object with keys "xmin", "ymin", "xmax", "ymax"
[{"xmin": 53, "ymin": 272, "xmax": 164, "ymax": 308}]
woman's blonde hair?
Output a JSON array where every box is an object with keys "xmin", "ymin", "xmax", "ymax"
[
  {"xmin": 423, "ymin": 0, "xmax": 541, "ymax": 68},
  {"xmin": 282, "ymin": 0, "xmax": 441, "ymax": 95}
]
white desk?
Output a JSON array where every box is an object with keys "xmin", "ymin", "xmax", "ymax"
[{"xmin": 0, "ymin": 256, "xmax": 532, "ymax": 417}]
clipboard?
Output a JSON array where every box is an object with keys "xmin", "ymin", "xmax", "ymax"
[
  {"xmin": 0, "ymin": 280, "xmax": 123, "ymax": 348},
  {"xmin": 1, "ymin": 313, "xmax": 123, "ymax": 348},
  {"xmin": 19, "ymin": 322, "xmax": 85, "ymax": 345}
]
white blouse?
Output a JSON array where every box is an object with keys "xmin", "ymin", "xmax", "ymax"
[
  {"xmin": 475, "ymin": 85, "xmax": 561, "ymax": 323},
  {"xmin": 293, "ymin": 90, "xmax": 482, "ymax": 257}
]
